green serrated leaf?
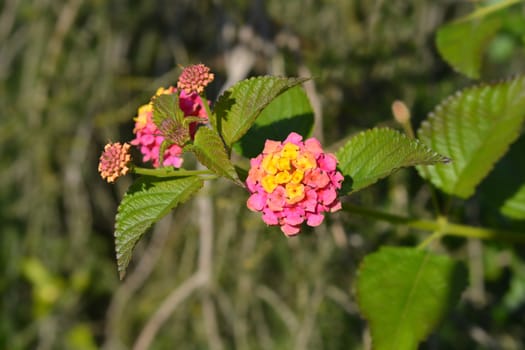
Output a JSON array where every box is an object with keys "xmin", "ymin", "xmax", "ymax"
[
  {"xmin": 153, "ymin": 94, "xmax": 191, "ymax": 146},
  {"xmin": 233, "ymin": 85, "xmax": 314, "ymax": 158},
  {"xmin": 417, "ymin": 76, "xmax": 525, "ymax": 198},
  {"xmin": 436, "ymin": 15, "xmax": 501, "ymax": 79},
  {"xmin": 214, "ymin": 76, "xmax": 309, "ymax": 147},
  {"xmin": 336, "ymin": 128, "xmax": 448, "ymax": 194},
  {"xmin": 114, "ymin": 176, "xmax": 203, "ymax": 279},
  {"xmin": 356, "ymin": 247, "xmax": 467, "ymax": 350},
  {"xmin": 152, "ymin": 93, "xmax": 184, "ymax": 127},
  {"xmin": 190, "ymin": 127, "xmax": 241, "ymax": 185}
]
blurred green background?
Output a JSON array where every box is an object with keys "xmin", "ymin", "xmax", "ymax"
[{"xmin": 1, "ymin": 0, "xmax": 525, "ymax": 349}]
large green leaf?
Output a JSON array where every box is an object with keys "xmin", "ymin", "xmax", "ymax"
[
  {"xmin": 336, "ymin": 128, "xmax": 448, "ymax": 194},
  {"xmin": 114, "ymin": 176, "xmax": 203, "ymax": 278},
  {"xmin": 417, "ymin": 76, "xmax": 525, "ymax": 198},
  {"xmin": 356, "ymin": 247, "xmax": 467, "ymax": 350},
  {"xmin": 233, "ymin": 85, "xmax": 314, "ymax": 158},
  {"xmin": 189, "ymin": 127, "xmax": 241, "ymax": 185},
  {"xmin": 214, "ymin": 76, "xmax": 309, "ymax": 147},
  {"xmin": 436, "ymin": 14, "xmax": 501, "ymax": 79}
]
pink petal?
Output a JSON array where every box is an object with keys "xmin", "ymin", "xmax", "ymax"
[
  {"xmin": 304, "ymin": 138, "xmax": 323, "ymax": 156},
  {"xmin": 306, "ymin": 213, "xmax": 324, "ymax": 227},
  {"xmin": 318, "ymin": 154, "xmax": 338, "ymax": 171},
  {"xmin": 329, "ymin": 201, "xmax": 342, "ymax": 212},
  {"xmin": 330, "ymin": 171, "xmax": 344, "ymax": 188},
  {"xmin": 284, "ymin": 132, "xmax": 303, "ymax": 145},
  {"xmin": 267, "ymin": 186, "xmax": 286, "ymax": 211},
  {"xmin": 281, "ymin": 224, "xmax": 301, "ymax": 236},
  {"xmin": 263, "ymin": 140, "xmax": 282, "ymax": 154},
  {"xmin": 304, "ymin": 169, "xmax": 330, "ymax": 188},
  {"xmin": 262, "ymin": 208, "xmax": 279, "ymax": 225},
  {"xmin": 282, "ymin": 207, "xmax": 305, "ymax": 226},
  {"xmin": 250, "ymin": 155, "xmax": 263, "ymax": 167},
  {"xmin": 247, "ymin": 193, "xmax": 266, "ymax": 211},
  {"xmin": 318, "ymin": 188, "xmax": 337, "ymax": 205},
  {"xmin": 300, "ymin": 189, "xmax": 318, "ymax": 212}
]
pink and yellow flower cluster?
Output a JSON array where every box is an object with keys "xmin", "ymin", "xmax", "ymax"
[
  {"xmin": 246, "ymin": 132, "xmax": 344, "ymax": 236},
  {"xmin": 130, "ymin": 87, "xmax": 208, "ymax": 168}
]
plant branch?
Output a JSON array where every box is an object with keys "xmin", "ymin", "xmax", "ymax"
[
  {"xmin": 133, "ymin": 166, "xmax": 214, "ymax": 178},
  {"xmin": 132, "ymin": 272, "xmax": 206, "ymax": 350},
  {"xmin": 343, "ymin": 203, "xmax": 525, "ymax": 244}
]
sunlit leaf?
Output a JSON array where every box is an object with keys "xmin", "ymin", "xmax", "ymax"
[
  {"xmin": 115, "ymin": 176, "xmax": 203, "ymax": 279},
  {"xmin": 356, "ymin": 247, "xmax": 467, "ymax": 350},
  {"xmin": 152, "ymin": 93, "xmax": 185, "ymax": 127},
  {"xmin": 417, "ymin": 76, "xmax": 525, "ymax": 198},
  {"xmin": 336, "ymin": 128, "xmax": 448, "ymax": 194},
  {"xmin": 189, "ymin": 127, "xmax": 241, "ymax": 185},
  {"xmin": 214, "ymin": 76, "xmax": 309, "ymax": 147},
  {"xmin": 436, "ymin": 14, "xmax": 501, "ymax": 78}
]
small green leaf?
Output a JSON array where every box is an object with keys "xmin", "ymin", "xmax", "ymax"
[
  {"xmin": 153, "ymin": 93, "xmax": 184, "ymax": 127},
  {"xmin": 214, "ymin": 76, "xmax": 309, "ymax": 147},
  {"xmin": 479, "ymin": 134, "xmax": 525, "ymax": 220},
  {"xmin": 501, "ymin": 185, "xmax": 525, "ymax": 219},
  {"xmin": 356, "ymin": 247, "xmax": 467, "ymax": 350},
  {"xmin": 417, "ymin": 76, "xmax": 525, "ymax": 198},
  {"xmin": 336, "ymin": 128, "xmax": 448, "ymax": 194},
  {"xmin": 233, "ymin": 85, "xmax": 314, "ymax": 158},
  {"xmin": 437, "ymin": 13, "xmax": 502, "ymax": 79},
  {"xmin": 190, "ymin": 127, "xmax": 241, "ymax": 184},
  {"xmin": 115, "ymin": 176, "xmax": 203, "ymax": 278}
]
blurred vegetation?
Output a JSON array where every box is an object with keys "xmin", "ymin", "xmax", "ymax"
[{"xmin": 1, "ymin": 0, "xmax": 524, "ymax": 349}]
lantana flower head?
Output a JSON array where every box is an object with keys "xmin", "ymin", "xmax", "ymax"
[
  {"xmin": 246, "ymin": 132, "xmax": 344, "ymax": 236},
  {"xmin": 98, "ymin": 142, "xmax": 131, "ymax": 183},
  {"xmin": 130, "ymin": 86, "xmax": 208, "ymax": 168},
  {"xmin": 177, "ymin": 64, "xmax": 215, "ymax": 94}
]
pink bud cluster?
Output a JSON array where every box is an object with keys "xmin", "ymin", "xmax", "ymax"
[
  {"xmin": 130, "ymin": 87, "xmax": 208, "ymax": 168},
  {"xmin": 98, "ymin": 142, "xmax": 131, "ymax": 183},
  {"xmin": 246, "ymin": 132, "xmax": 344, "ymax": 236},
  {"xmin": 177, "ymin": 64, "xmax": 215, "ymax": 94}
]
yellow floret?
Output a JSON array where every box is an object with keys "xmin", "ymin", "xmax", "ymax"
[
  {"xmin": 290, "ymin": 170, "xmax": 304, "ymax": 184},
  {"xmin": 294, "ymin": 152, "xmax": 316, "ymax": 171},
  {"xmin": 262, "ymin": 155, "xmax": 279, "ymax": 175},
  {"xmin": 275, "ymin": 171, "xmax": 292, "ymax": 184},
  {"xmin": 281, "ymin": 143, "xmax": 299, "ymax": 159},
  {"xmin": 262, "ymin": 175, "xmax": 278, "ymax": 193},
  {"xmin": 277, "ymin": 156, "xmax": 291, "ymax": 171},
  {"xmin": 285, "ymin": 183, "xmax": 305, "ymax": 204}
]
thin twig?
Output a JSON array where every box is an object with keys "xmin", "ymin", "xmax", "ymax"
[
  {"xmin": 294, "ymin": 282, "xmax": 324, "ymax": 350},
  {"xmin": 197, "ymin": 177, "xmax": 224, "ymax": 350},
  {"xmin": 256, "ymin": 285, "xmax": 299, "ymax": 333},
  {"xmin": 132, "ymin": 272, "xmax": 206, "ymax": 350}
]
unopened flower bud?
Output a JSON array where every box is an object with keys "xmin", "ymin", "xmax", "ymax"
[{"xmin": 392, "ymin": 100, "xmax": 411, "ymax": 125}]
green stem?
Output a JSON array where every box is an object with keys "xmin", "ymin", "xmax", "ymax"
[
  {"xmin": 458, "ymin": 0, "xmax": 523, "ymax": 23},
  {"xmin": 343, "ymin": 203, "xmax": 525, "ymax": 244},
  {"xmin": 417, "ymin": 230, "xmax": 443, "ymax": 250},
  {"xmin": 133, "ymin": 166, "xmax": 215, "ymax": 178},
  {"xmin": 199, "ymin": 94, "xmax": 214, "ymax": 124}
]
